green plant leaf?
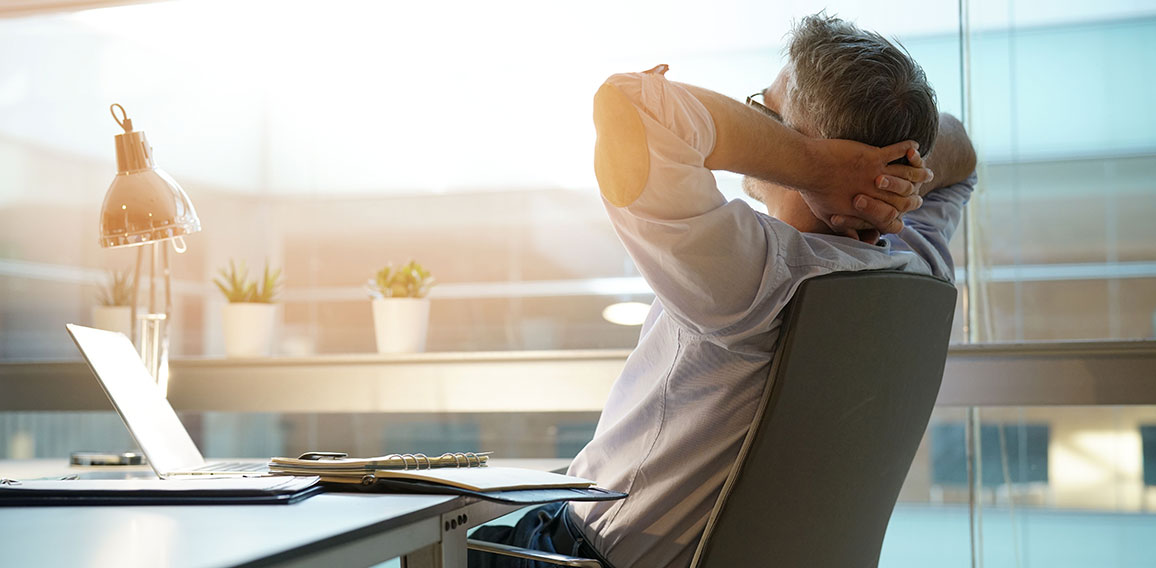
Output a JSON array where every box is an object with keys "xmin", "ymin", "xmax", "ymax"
[
  {"xmin": 215, "ymin": 259, "xmax": 283, "ymax": 303},
  {"xmin": 96, "ymin": 269, "xmax": 134, "ymax": 307},
  {"xmin": 369, "ymin": 260, "xmax": 436, "ymax": 299}
]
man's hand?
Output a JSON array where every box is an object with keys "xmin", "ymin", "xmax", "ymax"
[
  {"xmin": 826, "ymin": 147, "xmax": 931, "ymax": 242},
  {"xmin": 817, "ymin": 113, "xmax": 976, "ymax": 242},
  {"xmin": 794, "ymin": 138, "xmax": 932, "ymax": 240}
]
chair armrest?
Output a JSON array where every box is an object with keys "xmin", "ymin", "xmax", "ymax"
[{"xmin": 466, "ymin": 538, "xmax": 603, "ymax": 568}]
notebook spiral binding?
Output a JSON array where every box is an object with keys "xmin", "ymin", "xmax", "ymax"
[
  {"xmin": 289, "ymin": 450, "xmax": 489, "ymax": 473},
  {"xmin": 390, "ymin": 452, "xmax": 485, "ymax": 470}
]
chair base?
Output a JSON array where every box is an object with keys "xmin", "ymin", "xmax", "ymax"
[{"xmin": 466, "ymin": 539, "xmax": 603, "ymax": 568}]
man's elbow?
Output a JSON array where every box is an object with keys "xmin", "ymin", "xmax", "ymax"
[
  {"xmin": 593, "ymin": 80, "xmax": 650, "ymax": 207},
  {"xmin": 940, "ymin": 113, "xmax": 977, "ymax": 173},
  {"xmin": 924, "ymin": 113, "xmax": 977, "ymax": 190}
]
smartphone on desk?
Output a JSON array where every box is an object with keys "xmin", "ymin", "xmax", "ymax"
[{"xmin": 68, "ymin": 452, "xmax": 157, "ymax": 479}]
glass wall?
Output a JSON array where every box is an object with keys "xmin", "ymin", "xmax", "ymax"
[
  {"xmin": 0, "ymin": 0, "xmax": 971, "ymax": 358},
  {"xmin": 953, "ymin": 2, "xmax": 1156, "ymax": 561},
  {"xmin": 0, "ymin": 411, "xmax": 600, "ymax": 461},
  {"xmin": 7, "ymin": 404, "xmax": 1155, "ymax": 567},
  {"xmin": 4, "ymin": 1, "xmax": 1149, "ymax": 358},
  {"xmin": 963, "ymin": 1, "xmax": 1156, "ymax": 342},
  {"xmin": 962, "ymin": 407, "xmax": 1156, "ymax": 568},
  {"xmin": 1, "ymin": 4, "xmax": 1151, "ymax": 354}
]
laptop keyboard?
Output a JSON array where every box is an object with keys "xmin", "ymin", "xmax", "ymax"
[{"xmin": 193, "ymin": 462, "xmax": 268, "ymax": 473}]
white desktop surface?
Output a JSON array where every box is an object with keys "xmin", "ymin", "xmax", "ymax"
[
  {"xmin": 0, "ymin": 459, "xmax": 552, "ymax": 568},
  {"xmin": 2, "ymin": 492, "xmax": 458, "ymax": 567}
]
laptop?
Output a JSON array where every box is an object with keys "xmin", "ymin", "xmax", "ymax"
[{"xmin": 66, "ymin": 324, "xmax": 268, "ymax": 478}]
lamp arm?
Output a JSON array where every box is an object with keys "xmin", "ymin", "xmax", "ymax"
[
  {"xmin": 158, "ymin": 243, "xmax": 172, "ymax": 397},
  {"xmin": 131, "ymin": 246, "xmax": 143, "ymax": 345}
]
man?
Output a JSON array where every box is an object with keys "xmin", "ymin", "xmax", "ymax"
[{"xmin": 470, "ymin": 13, "xmax": 976, "ymax": 568}]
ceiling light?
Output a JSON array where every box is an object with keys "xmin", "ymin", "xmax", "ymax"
[{"xmin": 602, "ymin": 302, "xmax": 651, "ymax": 326}]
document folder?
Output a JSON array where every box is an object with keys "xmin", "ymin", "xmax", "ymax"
[{"xmin": 0, "ymin": 475, "xmax": 323, "ymax": 506}]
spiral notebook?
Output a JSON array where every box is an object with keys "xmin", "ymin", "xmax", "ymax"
[
  {"xmin": 268, "ymin": 452, "xmax": 597, "ymax": 493},
  {"xmin": 270, "ymin": 451, "xmax": 491, "ymax": 472}
]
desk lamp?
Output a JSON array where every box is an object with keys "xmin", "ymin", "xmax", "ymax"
[{"xmin": 100, "ymin": 104, "xmax": 201, "ymax": 396}]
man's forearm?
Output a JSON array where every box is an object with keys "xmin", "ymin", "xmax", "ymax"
[
  {"xmin": 592, "ymin": 70, "xmax": 926, "ymax": 236},
  {"xmin": 681, "ymin": 82, "xmax": 928, "ymax": 236},
  {"xmin": 679, "ymin": 83, "xmax": 816, "ymax": 189},
  {"xmin": 922, "ymin": 113, "xmax": 977, "ymax": 195}
]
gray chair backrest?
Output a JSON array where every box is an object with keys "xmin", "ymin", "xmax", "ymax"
[{"xmin": 691, "ymin": 271, "xmax": 957, "ymax": 568}]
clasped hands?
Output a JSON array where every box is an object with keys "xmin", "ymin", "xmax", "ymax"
[{"xmin": 799, "ymin": 138, "xmax": 934, "ymax": 243}]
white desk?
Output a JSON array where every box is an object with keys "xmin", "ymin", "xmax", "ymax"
[{"xmin": 0, "ymin": 460, "xmax": 529, "ymax": 567}]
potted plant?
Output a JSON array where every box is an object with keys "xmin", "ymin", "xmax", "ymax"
[
  {"xmin": 368, "ymin": 260, "xmax": 436, "ymax": 353},
  {"xmin": 215, "ymin": 260, "xmax": 282, "ymax": 357},
  {"xmin": 92, "ymin": 269, "xmax": 134, "ymax": 338}
]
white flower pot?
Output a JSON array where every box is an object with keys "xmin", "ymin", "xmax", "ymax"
[
  {"xmin": 91, "ymin": 305, "xmax": 133, "ymax": 339},
  {"xmin": 222, "ymin": 303, "xmax": 278, "ymax": 358},
  {"xmin": 372, "ymin": 298, "xmax": 430, "ymax": 354}
]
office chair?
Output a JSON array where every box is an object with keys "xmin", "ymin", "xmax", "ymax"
[{"xmin": 468, "ymin": 270, "xmax": 958, "ymax": 568}]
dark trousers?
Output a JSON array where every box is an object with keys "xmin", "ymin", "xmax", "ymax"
[{"xmin": 468, "ymin": 503, "xmax": 609, "ymax": 568}]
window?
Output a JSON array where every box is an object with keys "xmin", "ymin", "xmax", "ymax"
[{"xmin": 1, "ymin": 0, "xmax": 970, "ymax": 357}]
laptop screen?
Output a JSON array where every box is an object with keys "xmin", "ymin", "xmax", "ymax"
[{"xmin": 66, "ymin": 324, "xmax": 205, "ymax": 475}]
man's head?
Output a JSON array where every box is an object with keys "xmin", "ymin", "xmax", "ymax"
[{"xmin": 745, "ymin": 13, "xmax": 938, "ymax": 233}]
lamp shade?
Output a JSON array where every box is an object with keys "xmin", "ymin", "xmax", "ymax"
[{"xmin": 99, "ymin": 106, "xmax": 201, "ymax": 248}]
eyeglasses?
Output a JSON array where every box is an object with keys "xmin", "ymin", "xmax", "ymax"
[{"xmin": 746, "ymin": 91, "xmax": 783, "ymax": 123}]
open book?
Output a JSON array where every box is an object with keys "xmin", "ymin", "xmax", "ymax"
[{"xmin": 268, "ymin": 452, "xmax": 596, "ymax": 493}]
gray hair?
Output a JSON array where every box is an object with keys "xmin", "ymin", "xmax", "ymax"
[{"xmin": 786, "ymin": 13, "xmax": 938, "ymax": 157}]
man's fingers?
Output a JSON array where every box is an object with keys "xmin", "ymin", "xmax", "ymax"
[
  {"xmin": 829, "ymin": 215, "xmax": 875, "ymax": 232},
  {"xmin": 832, "ymin": 210, "xmax": 905, "ymax": 235},
  {"xmin": 851, "ymin": 194, "xmax": 915, "ymax": 234},
  {"xmin": 875, "ymin": 174, "xmax": 916, "ymax": 197},
  {"xmin": 883, "ymin": 162, "xmax": 934, "ymax": 184},
  {"xmin": 880, "ymin": 140, "xmax": 919, "ymax": 163},
  {"xmin": 906, "ymin": 147, "xmax": 925, "ymax": 168},
  {"xmin": 863, "ymin": 190, "xmax": 922, "ymax": 215},
  {"xmin": 831, "ymin": 194, "xmax": 912, "ymax": 234},
  {"xmin": 881, "ymin": 217, "xmax": 905, "ymax": 234}
]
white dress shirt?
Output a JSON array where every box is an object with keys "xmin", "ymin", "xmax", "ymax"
[{"xmin": 567, "ymin": 69, "xmax": 974, "ymax": 568}]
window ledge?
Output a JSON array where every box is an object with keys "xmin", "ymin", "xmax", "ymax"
[{"xmin": 1, "ymin": 342, "xmax": 1154, "ymax": 411}]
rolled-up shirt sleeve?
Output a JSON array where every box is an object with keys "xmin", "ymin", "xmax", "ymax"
[{"xmin": 594, "ymin": 70, "xmax": 777, "ymax": 334}]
